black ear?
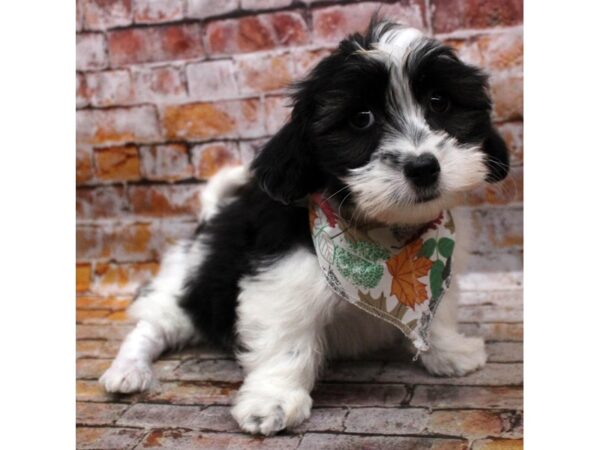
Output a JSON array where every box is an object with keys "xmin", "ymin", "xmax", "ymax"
[
  {"xmin": 251, "ymin": 120, "xmax": 321, "ymax": 205},
  {"xmin": 483, "ymin": 127, "xmax": 510, "ymax": 183}
]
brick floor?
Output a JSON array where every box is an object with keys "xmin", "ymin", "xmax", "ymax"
[{"xmin": 76, "ymin": 273, "xmax": 523, "ymax": 450}]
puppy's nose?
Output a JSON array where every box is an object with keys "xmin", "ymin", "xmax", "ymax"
[{"xmin": 404, "ymin": 153, "xmax": 440, "ymax": 187}]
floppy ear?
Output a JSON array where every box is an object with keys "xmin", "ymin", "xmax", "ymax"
[
  {"xmin": 251, "ymin": 119, "xmax": 321, "ymax": 205},
  {"xmin": 483, "ymin": 127, "xmax": 510, "ymax": 183}
]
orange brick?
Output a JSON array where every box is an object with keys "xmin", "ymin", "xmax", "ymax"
[
  {"xmin": 162, "ymin": 99, "xmax": 264, "ymax": 140},
  {"xmin": 236, "ymin": 53, "xmax": 294, "ymax": 94},
  {"xmin": 129, "ymin": 185, "xmax": 200, "ymax": 218},
  {"xmin": 77, "ymin": 263, "xmax": 92, "ymax": 293},
  {"xmin": 76, "ymin": 309, "xmax": 111, "ymax": 322},
  {"xmin": 76, "ymin": 295, "xmax": 130, "ymax": 310},
  {"xmin": 264, "ymin": 95, "xmax": 290, "ymax": 135},
  {"xmin": 428, "ymin": 410, "xmax": 504, "ymax": 438},
  {"xmin": 77, "ymin": 186, "xmax": 127, "ymax": 219},
  {"xmin": 140, "ymin": 144, "xmax": 193, "ymax": 181},
  {"xmin": 465, "ymin": 166, "xmax": 523, "ymax": 207},
  {"xmin": 77, "ymin": 106, "xmax": 161, "ymax": 146},
  {"xmin": 472, "ymin": 439, "xmax": 523, "ymax": 450},
  {"xmin": 432, "ymin": 0, "xmax": 522, "ymax": 33},
  {"xmin": 94, "ymin": 262, "xmax": 159, "ymax": 295},
  {"xmin": 94, "ymin": 146, "xmax": 141, "ymax": 181},
  {"xmin": 491, "ymin": 71, "xmax": 523, "ymax": 122},
  {"xmin": 83, "ymin": 0, "xmax": 132, "ymax": 30},
  {"xmin": 76, "ymin": 147, "xmax": 94, "ymax": 184},
  {"xmin": 191, "ymin": 142, "xmax": 240, "ymax": 180}
]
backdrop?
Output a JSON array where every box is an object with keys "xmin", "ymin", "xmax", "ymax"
[{"xmin": 76, "ymin": 0, "xmax": 523, "ymax": 297}]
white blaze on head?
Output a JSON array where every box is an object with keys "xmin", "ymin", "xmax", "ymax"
[{"xmin": 374, "ymin": 26, "xmax": 423, "ymax": 61}]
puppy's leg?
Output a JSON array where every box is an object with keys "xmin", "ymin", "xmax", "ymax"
[
  {"xmin": 100, "ymin": 241, "xmax": 200, "ymax": 393},
  {"xmin": 420, "ymin": 287, "xmax": 487, "ymax": 376},
  {"xmin": 231, "ymin": 248, "xmax": 336, "ymax": 436}
]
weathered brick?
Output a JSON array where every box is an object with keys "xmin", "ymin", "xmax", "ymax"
[
  {"xmin": 83, "ymin": 69, "xmax": 134, "ymax": 107},
  {"xmin": 76, "ymin": 147, "xmax": 94, "ymax": 184},
  {"xmin": 163, "ymin": 99, "xmax": 264, "ymax": 140},
  {"xmin": 77, "ymin": 105, "xmax": 161, "ymax": 146},
  {"xmin": 298, "ymin": 434, "xmax": 467, "ymax": 450},
  {"xmin": 472, "ymin": 439, "xmax": 523, "ymax": 450},
  {"xmin": 241, "ymin": 0, "xmax": 293, "ymax": 9},
  {"xmin": 76, "ymin": 295, "xmax": 131, "ymax": 310},
  {"xmin": 312, "ymin": 383, "xmax": 407, "ymax": 407},
  {"xmin": 264, "ymin": 95, "xmax": 290, "ymax": 134},
  {"xmin": 236, "ymin": 53, "xmax": 293, "ymax": 94},
  {"xmin": 487, "ymin": 342, "xmax": 522, "ymax": 363},
  {"xmin": 461, "ymin": 254, "xmax": 523, "ymax": 290},
  {"xmin": 140, "ymin": 144, "xmax": 193, "ymax": 181},
  {"xmin": 469, "ymin": 207, "xmax": 523, "ymax": 252},
  {"xmin": 459, "ymin": 292, "xmax": 522, "ymax": 323},
  {"xmin": 108, "ymin": 24, "xmax": 204, "ymax": 66},
  {"xmin": 147, "ymin": 381, "xmax": 238, "ymax": 405},
  {"xmin": 293, "ymin": 48, "xmax": 333, "ymax": 78},
  {"xmin": 133, "ymin": 0, "xmax": 184, "ymax": 24},
  {"xmin": 491, "ymin": 70, "xmax": 523, "ymax": 121},
  {"xmin": 118, "ymin": 404, "xmax": 240, "ymax": 431},
  {"xmin": 191, "ymin": 142, "xmax": 240, "ymax": 179},
  {"xmin": 239, "ymin": 138, "xmax": 267, "ymax": 164},
  {"xmin": 77, "ymin": 73, "xmax": 89, "ymax": 108},
  {"xmin": 94, "ymin": 261, "xmax": 160, "ymax": 295},
  {"xmin": 77, "ymin": 358, "xmax": 179, "ymax": 379},
  {"xmin": 344, "ymin": 407, "xmax": 429, "ymax": 435},
  {"xmin": 411, "ymin": 385, "xmax": 522, "ymax": 409},
  {"xmin": 186, "ymin": 59, "xmax": 239, "ymax": 101},
  {"xmin": 428, "ymin": 410, "xmax": 513, "ymax": 439},
  {"xmin": 77, "ymin": 186, "xmax": 128, "ymax": 219},
  {"xmin": 206, "ymin": 12, "xmax": 308, "ymax": 56},
  {"xmin": 132, "ymin": 65, "xmax": 188, "ymax": 103},
  {"xmin": 77, "ymin": 263, "xmax": 92, "ymax": 292},
  {"xmin": 293, "ymin": 408, "xmax": 347, "ymax": 433},
  {"xmin": 77, "ymin": 323, "xmax": 134, "ymax": 340},
  {"xmin": 172, "ymin": 359, "xmax": 243, "ymax": 383},
  {"xmin": 77, "ymin": 339, "xmax": 121, "ymax": 359},
  {"xmin": 94, "ymin": 145, "xmax": 140, "ymax": 181},
  {"xmin": 497, "ymin": 121, "xmax": 523, "ymax": 165},
  {"xmin": 77, "ymin": 379, "xmax": 138, "ymax": 402},
  {"xmin": 77, "ymin": 33, "xmax": 108, "ymax": 70},
  {"xmin": 313, "ymin": 2, "xmax": 425, "ymax": 45},
  {"xmin": 129, "ymin": 184, "xmax": 200, "ymax": 217},
  {"xmin": 83, "ymin": 0, "xmax": 133, "ymax": 30},
  {"xmin": 137, "ymin": 430, "xmax": 300, "ymax": 450},
  {"xmin": 377, "ymin": 362, "xmax": 523, "ymax": 386},
  {"xmin": 76, "ymin": 402, "xmax": 129, "ymax": 425},
  {"xmin": 465, "ymin": 166, "xmax": 523, "ymax": 206},
  {"xmin": 459, "ymin": 322, "xmax": 523, "ymax": 342},
  {"xmin": 432, "ymin": 0, "xmax": 522, "ymax": 33},
  {"xmin": 77, "ymin": 0, "xmax": 84, "ymax": 31},
  {"xmin": 186, "ymin": 0, "xmax": 238, "ymax": 19},
  {"xmin": 76, "ymin": 427, "xmax": 144, "ymax": 450},
  {"xmin": 76, "ymin": 309, "xmax": 112, "ymax": 322}
]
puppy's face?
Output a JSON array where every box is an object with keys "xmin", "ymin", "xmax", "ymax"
[{"xmin": 253, "ymin": 20, "xmax": 509, "ymax": 225}]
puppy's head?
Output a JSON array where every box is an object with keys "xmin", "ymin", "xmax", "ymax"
[{"xmin": 252, "ymin": 18, "xmax": 510, "ymax": 224}]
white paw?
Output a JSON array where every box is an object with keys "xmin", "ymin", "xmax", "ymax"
[
  {"xmin": 231, "ymin": 388, "xmax": 312, "ymax": 436},
  {"xmin": 421, "ymin": 334, "xmax": 487, "ymax": 377},
  {"xmin": 99, "ymin": 360, "xmax": 156, "ymax": 393}
]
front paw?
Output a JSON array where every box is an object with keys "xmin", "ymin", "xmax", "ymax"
[
  {"xmin": 421, "ymin": 335, "xmax": 487, "ymax": 377},
  {"xmin": 99, "ymin": 360, "xmax": 156, "ymax": 393},
  {"xmin": 231, "ymin": 388, "xmax": 312, "ymax": 436}
]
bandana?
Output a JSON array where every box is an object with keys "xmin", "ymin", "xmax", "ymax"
[{"xmin": 308, "ymin": 193, "xmax": 456, "ymax": 352}]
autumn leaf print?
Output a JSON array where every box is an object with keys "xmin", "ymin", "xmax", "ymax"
[{"xmin": 386, "ymin": 238, "xmax": 433, "ymax": 309}]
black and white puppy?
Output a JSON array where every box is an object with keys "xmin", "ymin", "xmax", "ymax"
[{"xmin": 100, "ymin": 19, "xmax": 510, "ymax": 436}]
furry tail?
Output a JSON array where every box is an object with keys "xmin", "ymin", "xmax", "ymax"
[{"xmin": 198, "ymin": 165, "xmax": 249, "ymax": 223}]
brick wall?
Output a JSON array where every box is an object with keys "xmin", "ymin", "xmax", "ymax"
[{"xmin": 76, "ymin": 0, "xmax": 523, "ymax": 296}]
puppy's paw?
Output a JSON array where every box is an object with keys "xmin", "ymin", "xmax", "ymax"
[
  {"xmin": 421, "ymin": 334, "xmax": 487, "ymax": 377},
  {"xmin": 99, "ymin": 360, "xmax": 156, "ymax": 393},
  {"xmin": 231, "ymin": 388, "xmax": 312, "ymax": 436}
]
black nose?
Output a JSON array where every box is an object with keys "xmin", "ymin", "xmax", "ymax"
[{"xmin": 404, "ymin": 153, "xmax": 440, "ymax": 187}]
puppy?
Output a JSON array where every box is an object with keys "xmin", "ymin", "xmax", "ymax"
[{"xmin": 100, "ymin": 18, "xmax": 510, "ymax": 436}]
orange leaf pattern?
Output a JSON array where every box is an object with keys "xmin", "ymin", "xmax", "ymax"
[{"xmin": 386, "ymin": 239, "xmax": 433, "ymax": 309}]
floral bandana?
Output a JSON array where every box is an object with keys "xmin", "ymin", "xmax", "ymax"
[{"xmin": 308, "ymin": 193, "xmax": 456, "ymax": 352}]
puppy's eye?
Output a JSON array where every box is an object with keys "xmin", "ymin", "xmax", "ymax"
[
  {"xmin": 429, "ymin": 92, "xmax": 450, "ymax": 113},
  {"xmin": 350, "ymin": 111, "xmax": 375, "ymax": 130}
]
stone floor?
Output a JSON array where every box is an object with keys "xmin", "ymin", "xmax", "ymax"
[{"xmin": 76, "ymin": 271, "xmax": 523, "ymax": 450}]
